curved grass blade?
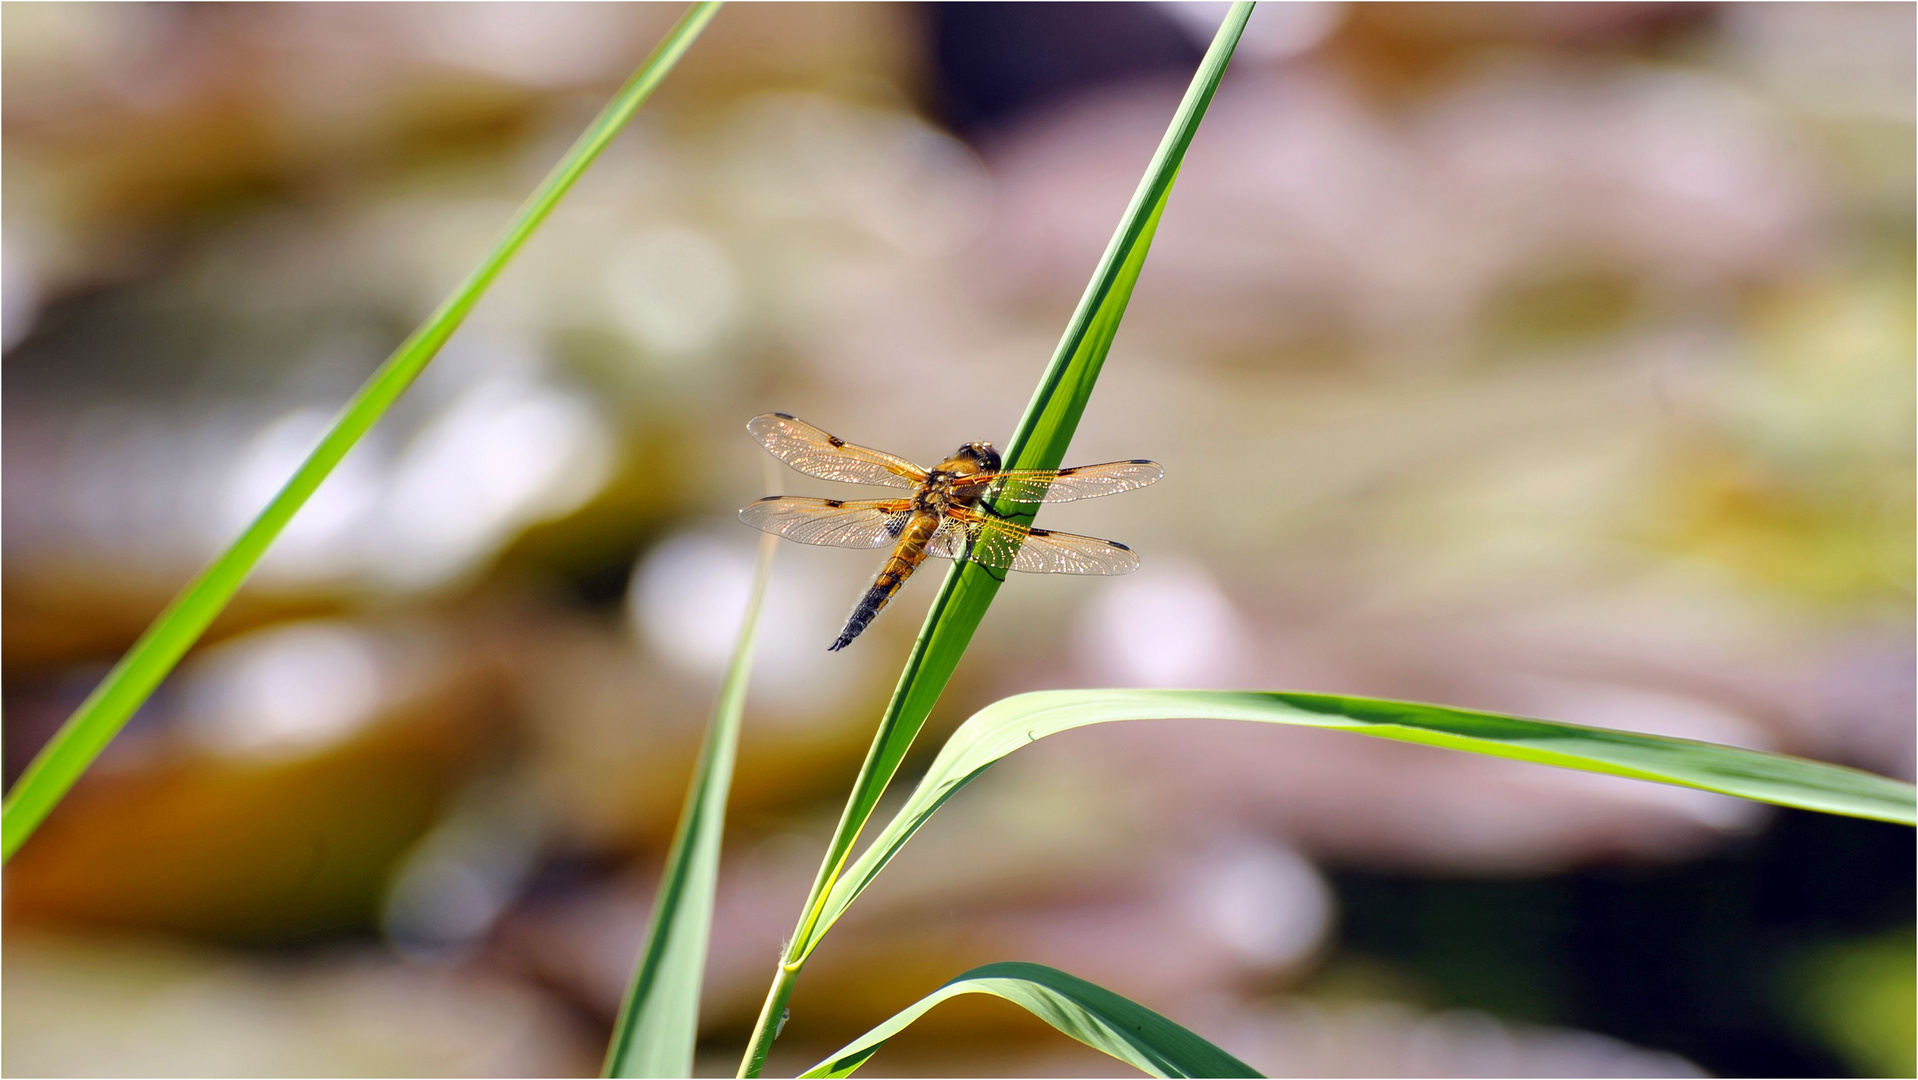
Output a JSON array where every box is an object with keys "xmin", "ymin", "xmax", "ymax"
[
  {"xmin": 804, "ymin": 689, "xmax": 1916, "ymax": 959},
  {"xmin": 736, "ymin": 6, "xmax": 1255, "ymax": 1076},
  {"xmin": 0, "ymin": 2, "xmax": 724, "ymax": 863},
  {"xmin": 797, "ymin": 962, "xmax": 1261, "ymax": 1079},
  {"xmin": 604, "ymin": 530, "xmax": 777, "ymax": 1078}
]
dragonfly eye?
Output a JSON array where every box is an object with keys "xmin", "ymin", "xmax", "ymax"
[{"xmin": 957, "ymin": 442, "xmax": 1001, "ymax": 472}]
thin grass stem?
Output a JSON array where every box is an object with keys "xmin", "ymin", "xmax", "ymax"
[
  {"xmin": 605, "ymin": 526, "xmax": 777, "ymax": 1078},
  {"xmin": 0, "ymin": 1, "xmax": 724, "ymax": 862}
]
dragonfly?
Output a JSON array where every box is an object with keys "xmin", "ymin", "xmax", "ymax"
[{"xmin": 739, "ymin": 413, "xmax": 1162, "ymax": 651}]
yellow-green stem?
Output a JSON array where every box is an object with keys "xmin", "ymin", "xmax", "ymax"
[
  {"xmin": 736, "ymin": 561, "xmax": 971, "ymax": 1076},
  {"xmin": 738, "ymin": 961, "xmax": 803, "ymax": 1078}
]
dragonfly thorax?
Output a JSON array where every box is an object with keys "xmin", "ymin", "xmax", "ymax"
[
  {"xmin": 923, "ymin": 442, "xmax": 1001, "ymax": 512},
  {"xmin": 915, "ymin": 474, "xmax": 965, "ymax": 514}
]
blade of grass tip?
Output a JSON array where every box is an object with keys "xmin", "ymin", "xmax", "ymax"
[
  {"xmin": 797, "ymin": 962, "xmax": 1261, "ymax": 1079},
  {"xmin": 0, "ymin": 1, "xmax": 724, "ymax": 864},
  {"xmin": 804, "ymin": 688, "xmax": 1918, "ymax": 951},
  {"xmin": 604, "ymin": 526, "xmax": 778, "ymax": 1079},
  {"xmin": 737, "ymin": 5, "xmax": 1254, "ymax": 1076}
]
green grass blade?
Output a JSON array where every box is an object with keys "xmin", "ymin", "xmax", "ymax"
[
  {"xmin": 737, "ymin": 7, "xmax": 1254, "ymax": 1074},
  {"xmin": 0, "ymin": 1, "xmax": 723, "ymax": 864},
  {"xmin": 807, "ymin": 689, "xmax": 1916, "ymax": 957},
  {"xmin": 796, "ymin": 962, "xmax": 1261, "ymax": 1079},
  {"xmin": 815, "ymin": 0, "xmax": 1249, "ymax": 897},
  {"xmin": 604, "ymin": 533, "xmax": 776, "ymax": 1078}
]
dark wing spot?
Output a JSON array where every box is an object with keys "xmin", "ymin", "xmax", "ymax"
[
  {"xmin": 774, "ymin": 412, "xmax": 795, "ymax": 419},
  {"xmin": 828, "ymin": 435, "xmax": 845, "ymax": 447},
  {"xmin": 824, "ymin": 499, "xmax": 843, "ymax": 508},
  {"xmin": 1130, "ymin": 459, "xmax": 1152, "ymax": 464},
  {"xmin": 757, "ymin": 495, "xmax": 780, "ymax": 502},
  {"xmin": 1111, "ymin": 540, "xmax": 1132, "ymax": 550},
  {"xmin": 1058, "ymin": 467, "xmax": 1079, "ymax": 475},
  {"xmin": 1030, "ymin": 528, "xmax": 1051, "ymax": 537}
]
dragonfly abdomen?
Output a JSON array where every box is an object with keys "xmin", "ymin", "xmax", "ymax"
[{"xmin": 830, "ymin": 511, "xmax": 939, "ymax": 651}]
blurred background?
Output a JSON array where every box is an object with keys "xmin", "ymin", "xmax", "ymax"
[{"xmin": 3, "ymin": 2, "xmax": 1913, "ymax": 1076}]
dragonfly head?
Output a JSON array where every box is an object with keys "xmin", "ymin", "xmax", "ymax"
[{"xmin": 954, "ymin": 441, "xmax": 1001, "ymax": 473}]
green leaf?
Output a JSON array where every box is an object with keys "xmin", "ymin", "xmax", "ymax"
[
  {"xmin": 0, "ymin": 2, "xmax": 724, "ymax": 864},
  {"xmin": 604, "ymin": 531, "xmax": 777, "ymax": 1078},
  {"xmin": 803, "ymin": 689, "xmax": 1916, "ymax": 958},
  {"xmin": 737, "ymin": 7, "xmax": 1255, "ymax": 1074},
  {"xmin": 797, "ymin": 962, "xmax": 1261, "ymax": 1079}
]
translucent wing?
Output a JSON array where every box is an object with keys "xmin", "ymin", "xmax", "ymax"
[
  {"xmin": 739, "ymin": 497, "xmax": 913, "ymax": 549},
  {"xmin": 933, "ymin": 507, "xmax": 1140, "ymax": 575},
  {"xmin": 958, "ymin": 460, "xmax": 1163, "ymax": 504},
  {"xmin": 747, "ymin": 413, "xmax": 927, "ymax": 490},
  {"xmin": 924, "ymin": 516, "xmax": 973, "ymax": 561}
]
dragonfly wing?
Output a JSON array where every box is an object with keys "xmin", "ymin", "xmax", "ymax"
[
  {"xmin": 739, "ymin": 497, "xmax": 913, "ymax": 548},
  {"xmin": 747, "ymin": 414, "xmax": 927, "ymax": 489},
  {"xmin": 945, "ymin": 507, "xmax": 1140, "ymax": 575},
  {"xmin": 965, "ymin": 460, "xmax": 1163, "ymax": 504},
  {"xmin": 923, "ymin": 516, "xmax": 973, "ymax": 561}
]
